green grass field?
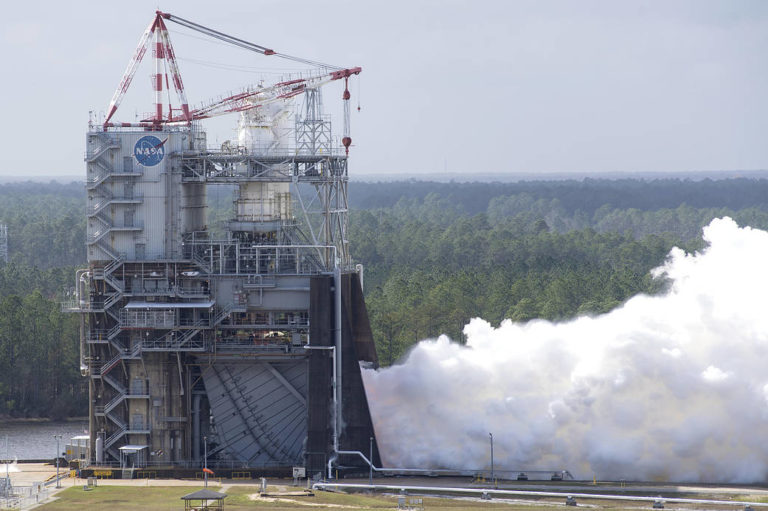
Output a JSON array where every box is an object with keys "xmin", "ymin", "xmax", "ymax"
[
  {"xmin": 32, "ymin": 482, "xmax": 766, "ymax": 510},
  {"xmin": 33, "ymin": 484, "xmax": 568, "ymax": 511}
]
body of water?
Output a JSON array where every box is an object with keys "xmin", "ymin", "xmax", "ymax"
[{"xmin": 0, "ymin": 421, "xmax": 88, "ymax": 460}]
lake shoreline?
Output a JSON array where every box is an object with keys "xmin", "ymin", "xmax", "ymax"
[
  {"xmin": 0, "ymin": 420, "xmax": 89, "ymax": 459},
  {"xmin": 0, "ymin": 417, "xmax": 88, "ymax": 423}
]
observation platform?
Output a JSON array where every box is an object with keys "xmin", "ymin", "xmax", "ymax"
[{"xmin": 176, "ymin": 150, "xmax": 348, "ymax": 183}]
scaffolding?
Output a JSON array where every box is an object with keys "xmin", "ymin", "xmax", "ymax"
[{"xmin": 67, "ymin": 10, "xmax": 377, "ymax": 476}]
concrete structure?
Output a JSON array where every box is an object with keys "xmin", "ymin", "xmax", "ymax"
[{"xmin": 68, "ymin": 77, "xmax": 378, "ymax": 475}]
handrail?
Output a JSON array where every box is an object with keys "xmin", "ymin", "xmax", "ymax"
[
  {"xmin": 107, "ymin": 324, "xmax": 122, "ymax": 340},
  {"xmin": 104, "ymin": 425, "xmax": 126, "ymax": 449},
  {"xmin": 101, "ymin": 352, "xmax": 123, "ymax": 374},
  {"xmin": 142, "ymin": 329, "xmax": 204, "ymax": 351},
  {"xmin": 103, "ymin": 291, "xmax": 122, "ymax": 311},
  {"xmin": 103, "ymin": 373, "xmax": 127, "ymax": 395},
  {"xmin": 86, "ymin": 135, "xmax": 120, "ymax": 162},
  {"xmin": 104, "ymin": 259, "xmax": 123, "ymax": 276},
  {"xmin": 103, "ymin": 393, "xmax": 124, "ymax": 414},
  {"xmin": 106, "ymin": 412, "xmax": 127, "ymax": 430}
]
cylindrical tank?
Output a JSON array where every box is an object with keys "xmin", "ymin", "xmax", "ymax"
[
  {"xmin": 235, "ymin": 182, "xmax": 291, "ymax": 223},
  {"xmin": 237, "ymin": 99, "xmax": 294, "ymax": 153},
  {"xmin": 181, "ymin": 183, "xmax": 207, "ymax": 233},
  {"xmin": 95, "ymin": 435, "xmax": 104, "ymax": 464}
]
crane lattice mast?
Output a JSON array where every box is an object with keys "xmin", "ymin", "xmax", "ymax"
[{"xmin": 102, "ymin": 10, "xmax": 360, "ymax": 148}]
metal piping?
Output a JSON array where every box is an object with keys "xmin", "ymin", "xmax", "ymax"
[
  {"xmin": 331, "ymin": 449, "xmax": 434, "ymax": 474},
  {"xmin": 330, "ymin": 450, "xmax": 571, "ymax": 478},
  {"xmin": 76, "ymin": 269, "xmax": 90, "ymax": 376},
  {"xmin": 334, "ymin": 264, "xmax": 342, "ymax": 450},
  {"xmin": 312, "ymin": 482, "xmax": 768, "ymax": 508},
  {"xmin": 305, "ymin": 245, "xmax": 344, "ymax": 480}
]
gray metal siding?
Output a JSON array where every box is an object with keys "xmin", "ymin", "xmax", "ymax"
[{"xmin": 202, "ymin": 361, "xmax": 307, "ymax": 465}]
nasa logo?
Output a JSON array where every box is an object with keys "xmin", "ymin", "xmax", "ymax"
[{"xmin": 134, "ymin": 136, "xmax": 167, "ymax": 166}]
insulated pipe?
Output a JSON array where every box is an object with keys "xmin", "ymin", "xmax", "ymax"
[
  {"xmin": 307, "ymin": 246, "xmax": 342, "ymax": 479},
  {"xmin": 312, "ymin": 482, "xmax": 768, "ymax": 508},
  {"xmin": 331, "ymin": 450, "xmax": 431, "ymax": 474},
  {"xmin": 76, "ymin": 269, "xmax": 90, "ymax": 376},
  {"xmin": 76, "ymin": 269, "xmax": 89, "ymax": 307},
  {"xmin": 334, "ymin": 265, "xmax": 342, "ymax": 450}
]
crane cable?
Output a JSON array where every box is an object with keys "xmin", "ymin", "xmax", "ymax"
[{"xmin": 161, "ymin": 12, "xmax": 343, "ymax": 71}]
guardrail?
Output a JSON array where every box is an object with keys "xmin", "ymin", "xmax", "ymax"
[{"xmin": 184, "ymin": 243, "xmax": 329, "ymax": 275}]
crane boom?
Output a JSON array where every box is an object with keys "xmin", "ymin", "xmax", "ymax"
[
  {"xmin": 165, "ymin": 68, "xmax": 361, "ymax": 122},
  {"xmin": 101, "ymin": 9, "xmax": 361, "ymax": 144},
  {"xmin": 103, "ymin": 17, "xmax": 155, "ymax": 125},
  {"xmin": 104, "ymin": 11, "xmax": 191, "ymax": 127}
]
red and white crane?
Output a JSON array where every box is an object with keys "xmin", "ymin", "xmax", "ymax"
[{"xmin": 103, "ymin": 11, "xmax": 361, "ymax": 153}]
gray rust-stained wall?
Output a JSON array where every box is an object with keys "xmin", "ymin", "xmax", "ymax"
[
  {"xmin": 125, "ymin": 353, "xmax": 189, "ymax": 463},
  {"xmin": 306, "ymin": 275, "xmax": 334, "ymax": 475},
  {"xmin": 87, "ymin": 131, "xmax": 205, "ymax": 262},
  {"xmin": 306, "ymin": 274, "xmax": 380, "ymax": 475},
  {"xmin": 201, "ymin": 360, "xmax": 307, "ymax": 465}
]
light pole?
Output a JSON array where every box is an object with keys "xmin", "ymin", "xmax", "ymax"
[
  {"xmin": 5, "ymin": 435, "xmax": 10, "ymax": 481},
  {"xmin": 489, "ymin": 432, "xmax": 494, "ymax": 483},
  {"xmin": 203, "ymin": 435, "xmax": 208, "ymax": 488},
  {"xmin": 368, "ymin": 436, "xmax": 373, "ymax": 486},
  {"xmin": 53, "ymin": 435, "xmax": 62, "ymax": 488}
]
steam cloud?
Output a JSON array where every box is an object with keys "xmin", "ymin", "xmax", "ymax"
[{"xmin": 362, "ymin": 218, "xmax": 768, "ymax": 483}]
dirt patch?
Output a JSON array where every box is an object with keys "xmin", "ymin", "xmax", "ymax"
[{"xmin": 248, "ymin": 493, "xmax": 363, "ymax": 508}]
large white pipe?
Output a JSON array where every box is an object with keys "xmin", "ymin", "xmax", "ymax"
[
  {"xmin": 330, "ymin": 449, "xmax": 433, "ymax": 475},
  {"xmin": 313, "ymin": 482, "xmax": 768, "ymax": 508},
  {"xmin": 76, "ymin": 269, "xmax": 90, "ymax": 376},
  {"xmin": 334, "ymin": 265, "xmax": 342, "ymax": 443}
]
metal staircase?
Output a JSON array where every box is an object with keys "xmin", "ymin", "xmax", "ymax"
[
  {"xmin": 98, "ymin": 344, "xmax": 150, "ymax": 450},
  {"xmin": 191, "ymin": 252, "xmax": 212, "ymax": 274},
  {"xmin": 100, "ymin": 343, "xmax": 141, "ymax": 377},
  {"xmin": 86, "ymin": 134, "xmax": 120, "ymax": 163},
  {"xmin": 86, "ymin": 134, "xmax": 143, "ymax": 263},
  {"xmin": 213, "ymin": 303, "xmax": 235, "ymax": 326},
  {"xmin": 102, "ymin": 372, "xmax": 126, "ymax": 395}
]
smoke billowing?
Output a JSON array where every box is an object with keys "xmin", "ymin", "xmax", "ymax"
[{"xmin": 362, "ymin": 218, "xmax": 768, "ymax": 482}]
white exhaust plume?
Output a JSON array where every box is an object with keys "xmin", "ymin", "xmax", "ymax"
[{"xmin": 362, "ymin": 218, "xmax": 768, "ymax": 483}]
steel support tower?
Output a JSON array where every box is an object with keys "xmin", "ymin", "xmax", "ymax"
[{"xmin": 67, "ymin": 88, "xmax": 379, "ymax": 476}]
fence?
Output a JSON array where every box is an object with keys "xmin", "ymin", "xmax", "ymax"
[{"xmin": 2, "ymin": 484, "xmax": 52, "ymax": 509}]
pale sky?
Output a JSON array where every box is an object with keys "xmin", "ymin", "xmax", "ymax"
[{"xmin": 2, "ymin": 0, "xmax": 767, "ymax": 178}]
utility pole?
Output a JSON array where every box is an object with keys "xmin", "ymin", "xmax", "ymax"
[
  {"xmin": 54, "ymin": 435, "xmax": 62, "ymax": 488},
  {"xmin": 489, "ymin": 432, "xmax": 494, "ymax": 483},
  {"xmin": 5, "ymin": 436, "xmax": 10, "ymax": 482},
  {"xmin": 369, "ymin": 436, "xmax": 373, "ymax": 486}
]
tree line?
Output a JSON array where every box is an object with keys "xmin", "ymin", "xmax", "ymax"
[
  {"xmin": 0, "ymin": 178, "xmax": 767, "ymax": 416},
  {"xmin": 351, "ymin": 206, "xmax": 691, "ymax": 364}
]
